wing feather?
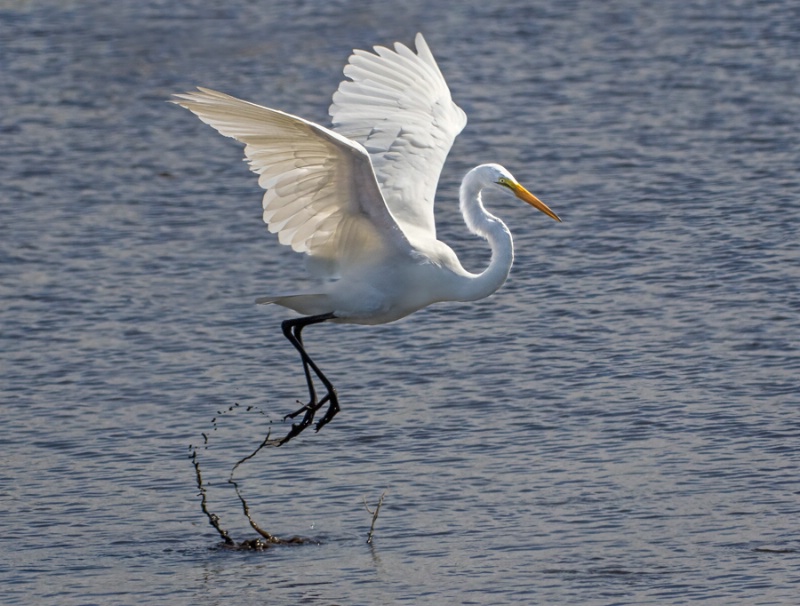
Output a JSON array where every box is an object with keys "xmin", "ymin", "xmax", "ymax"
[
  {"xmin": 330, "ymin": 34, "xmax": 467, "ymax": 240},
  {"xmin": 173, "ymin": 87, "xmax": 412, "ymax": 275}
]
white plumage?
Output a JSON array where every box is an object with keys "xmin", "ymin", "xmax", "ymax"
[
  {"xmin": 330, "ymin": 34, "xmax": 467, "ymax": 240},
  {"xmin": 173, "ymin": 34, "xmax": 560, "ymax": 444}
]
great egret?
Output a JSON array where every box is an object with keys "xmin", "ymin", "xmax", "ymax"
[{"xmin": 174, "ymin": 33, "xmax": 561, "ymax": 445}]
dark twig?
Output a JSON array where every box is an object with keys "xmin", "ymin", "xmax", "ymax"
[
  {"xmin": 230, "ymin": 430, "xmax": 282, "ymax": 476},
  {"xmin": 229, "ymin": 474, "xmax": 282, "ymax": 543},
  {"xmin": 363, "ymin": 491, "xmax": 387, "ymax": 544},
  {"xmin": 190, "ymin": 411, "xmax": 314, "ymax": 549},
  {"xmin": 227, "ymin": 429, "xmax": 312, "ymax": 546},
  {"xmin": 191, "ymin": 448, "xmax": 234, "ymax": 545}
]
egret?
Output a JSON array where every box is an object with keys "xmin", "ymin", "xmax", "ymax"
[{"xmin": 173, "ymin": 33, "xmax": 561, "ymax": 445}]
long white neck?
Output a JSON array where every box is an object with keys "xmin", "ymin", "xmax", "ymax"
[{"xmin": 455, "ymin": 167, "xmax": 514, "ymax": 302}]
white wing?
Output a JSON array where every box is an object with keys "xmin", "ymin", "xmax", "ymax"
[
  {"xmin": 329, "ymin": 33, "xmax": 467, "ymax": 241},
  {"xmin": 173, "ymin": 88, "xmax": 413, "ymax": 275}
]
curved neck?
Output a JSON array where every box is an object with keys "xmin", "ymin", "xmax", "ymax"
[{"xmin": 456, "ymin": 168, "xmax": 514, "ymax": 302}]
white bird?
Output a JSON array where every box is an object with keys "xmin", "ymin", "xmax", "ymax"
[{"xmin": 173, "ymin": 33, "xmax": 561, "ymax": 445}]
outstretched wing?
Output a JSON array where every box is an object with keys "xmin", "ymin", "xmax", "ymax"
[
  {"xmin": 173, "ymin": 88, "xmax": 412, "ymax": 275},
  {"xmin": 329, "ymin": 33, "xmax": 467, "ymax": 241}
]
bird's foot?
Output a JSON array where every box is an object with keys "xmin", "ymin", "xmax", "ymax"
[
  {"xmin": 279, "ymin": 420, "xmax": 309, "ymax": 445},
  {"xmin": 283, "ymin": 401, "xmax": 310, "ymax": 421},
  {"xmin": 279, "ymin": 394, "xmax": 332, "ymax": 445},
  {"xmin": 283, "ymin": 393, "xmax": 329, "ymax": 421},
  {"xmin": 314, "ymin": 391, "xmax": 340, "ymax": 432}
]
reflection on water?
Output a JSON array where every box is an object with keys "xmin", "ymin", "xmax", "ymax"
[{"xmin": 1, "ymin": 1, "xmax": 798, "ymax": 604}]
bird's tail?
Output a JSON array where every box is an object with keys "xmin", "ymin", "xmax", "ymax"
[{"xmin": 255, "ymin": 293, "xmax": 334, "ymax": 316}]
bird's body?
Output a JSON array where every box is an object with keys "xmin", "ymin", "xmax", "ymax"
[
  {"xmin": 259, "ymin": 166, "xmax": 516, "ymax": 325},
  {"xmin": 174, "ymin": 34, "xmax": 560, "ymax": 444}
]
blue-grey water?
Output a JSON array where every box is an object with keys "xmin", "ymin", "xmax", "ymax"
[{"xmin": 2, "ymin": 1, "xmax": 798, "ymax": 604}]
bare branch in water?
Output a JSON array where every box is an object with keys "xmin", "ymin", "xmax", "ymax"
[
  {"xmin": 230, "ymin": 430, "xmax": 282, "ymax": 476},
  {"xmin": 189, "ymin": 413, "xmax": 311, "ymax": 549},
  {"xmin": 363, "ymin": 491, "xmax": 387, "ymax": 544},
  {"xmin": 191, "ymin": 448, "xmax": 234, "ymax": 546},
  {"xmin": 227, "ymin": 429, "xmax": 312, "ymax": 546}
]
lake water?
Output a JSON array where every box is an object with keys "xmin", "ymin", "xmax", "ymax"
[{"xmin": 2, "ymin": 1, "xmax": 799, "ymax": 604}]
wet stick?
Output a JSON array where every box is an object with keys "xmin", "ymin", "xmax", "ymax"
[
  {"xmin": 191, "ymin": 448, "xmax": 234, "ymax": 546},
  {"xmin": 227, "ymin": 430, "xmax": 312, "ymax": 546},
  {"xmin": 363, "ymin": 491, "xmax": 387, "ymax": 544}
]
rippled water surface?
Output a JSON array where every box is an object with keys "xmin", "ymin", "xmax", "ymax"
[{"xmin": 2, "ymin": 1, "xmax": 799, "ymax": 604}]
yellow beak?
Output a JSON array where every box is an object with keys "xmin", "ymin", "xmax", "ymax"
[{"xmin": 509, "ymin": 181, "xmax": 561, "ymax": 222}]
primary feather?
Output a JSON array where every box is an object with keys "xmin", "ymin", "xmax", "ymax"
[
  {"xmin": 172, "ymin": 87, "xmax": 412, "ymax": 275},
  {"xmin": 330, "ymin": 33, "xmax": 467, "ymax": 241}
]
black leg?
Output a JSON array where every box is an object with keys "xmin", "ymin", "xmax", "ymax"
[
  {"xmin": 279, "ymin": 312, "xmax": 339, "ymax": 444},
  {"xmin": 283, "ymin": 319, "xmax": 319, "ymax": 417}
]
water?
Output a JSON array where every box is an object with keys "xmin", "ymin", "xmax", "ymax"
[{"xmin": 2, "ymin": 0, "xmax": 798, "ymax": 604}]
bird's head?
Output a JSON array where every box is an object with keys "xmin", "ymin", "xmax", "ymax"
[{"xmin": 481, "ymin": 164, "xmax": 561, "ymax": 222}]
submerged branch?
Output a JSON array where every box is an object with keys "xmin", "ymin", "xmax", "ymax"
[
  {"xmin": 363, "ymin": 491, "xmax": 387, "ymax": 544},
  {"xmin": 191, "ymin": 448, "xmax": 234, "ymax": 546},
  {"xmin": 230, "ymin": 430, "xmax": 282, "ymax": 476},
  {"xmin": 190, "ymin": 428, "xmax": 310, "ymax": 549},
  {"xmin": 227, "ymin": 429, "xmax": 313, "ymax": 546}
]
